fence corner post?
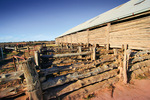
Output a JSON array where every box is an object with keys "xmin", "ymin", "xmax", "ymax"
[
  {"xmin": 22, "ymin": 57, "xmax": 43, "ymax": 100},
  {"xmin": 123, "ymin": 44, "xmax": 128, "ymax": 84}
]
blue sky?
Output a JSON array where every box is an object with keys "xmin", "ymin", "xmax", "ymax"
[{"xmin": 0, "ymin": 0, "xmax": 129, "ymax": 42}]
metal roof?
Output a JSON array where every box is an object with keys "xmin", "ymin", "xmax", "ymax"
[{"xmin": 58, "ymin": 0, "xmax": 150, "ymax": 38}]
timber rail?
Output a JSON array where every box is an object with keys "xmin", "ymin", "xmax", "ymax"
[{"xmin": 0, "ymin": 44, "xmax": 150, "ymax": 99}]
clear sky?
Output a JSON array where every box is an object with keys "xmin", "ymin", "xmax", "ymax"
[{"xmin": 0, "ymin": 0, "xmax": 129, "ymax": 42}]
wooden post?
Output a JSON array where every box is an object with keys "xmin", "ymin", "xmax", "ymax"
[
  {"xmin": 0, "ymin": 47, "xmax": 3, "ymax": 59},
  {"xmin": 60, "ymin": 43, "xmax": 63, "ymax": 49},
  {"xmin": 27, "ymin": 46, "xmax": 30, "ymax": 56},
  {"xmin": 106, "ymin": 23, "xmax": 111, "ymax": 50},
  {"xmin": 118, "ymin": 54, "xmax": 123, "ymax": 79},
  {"xmin": 77, "ymin": 32, "xmax": 78, "ymax": 44},
  {"xmin": 126, "ymin": 49, "xmax": 131, "ymax": 70},
  {"xmin": 104, "ymin": 44, "xmax": 107, "ymax": 49},
  {"xmin": 13, "ymin": 57, "xmax": 17, "ymax": 71},
  {"xmin": 91, "ymin": 47, "xmax": 96, "ymax": 61},
  {"xmin": 70, "ymin": 43, "xmax": 73, "ymax": 49},
  {"xmin": 34, "ymin": 51, "xmax": 40, "ymax": 67},
  {"xmin": 123, "ymin": 44, "xmax": 128, "ymax": 84},
  {"xmin": 78, "ymin": 46, "xmax": 82, "ymax": 58},
  {"xmin": 66, "ymin": 44, "xmax": 69, "ymax": 49},
  {"xmin": 78, "ymin": 46, "xmax": 82, "ymax": 52},
  {"xmin": 93, "ymin": 47, "xmax": 96, "ymax": 60},
  {"xmin": 113, "ymin": 49, "xmax": 118, "ymax": 56},
  {"xmin": 71, "ymin": 34, "xmax": 72, "ymax": 44},
  {"xmin": 22, "ymin": 57, "xmax": 43, "ymax": 100},
  {"xmin": 87, "ymin": 29, "xmax": 89, "ymax": 47},
  {"xmin": 14, "ymin": 46, "xmax": 18, "ymax": 51},
  {"xmin": 121, "ymin": 44, "xmax": 124, "ymax": 50}
]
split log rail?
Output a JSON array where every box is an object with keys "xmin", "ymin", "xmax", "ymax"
[{"xmin": 0, "ymin": 44, "xmax": 150, "ymax": 99}]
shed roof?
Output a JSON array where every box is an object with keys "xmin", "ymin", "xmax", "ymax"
[{"xmin": 58, "ymin": 0, "xmax": 150, "ymax": 38}]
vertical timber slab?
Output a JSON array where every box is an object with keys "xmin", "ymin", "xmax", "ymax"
[
  {"xmin": 126, "ymin": 49, "xmax": 131, "ymax": 70},
  {"xmin": 118, "ymin": 54, "xmax": 123, "ymax": 79},
  {"xmin": 113, "ymin": 49, "xmax": 118, "ymax": 55},
  {"xmin": 123, "ymin": 44, "xmax": 128, "ymax": 84},
  {"xmin": 13, "ymin": 57, "xmax": 17, "ymax": 71},
  {"xmin": 106, "ymin": 23, "xmax": 111, "ymax": 50},
  {"xmin": 90, "ymin": 47, "xmax": 96, "ymax": 61},
  {"xmin": 22, "ymin": 58, "xmax": 43, "ymax": 100},
  {"xmin": 77, "ymin": 32, "xmax": 78, "ymax": 44},
  {"xmin": 78, "ymin": 46, "xmax": 82, "ymax": 58},
  {"xmin": 87, "ymin": 29, "xmax": 89, "ymax": 47},
  {"xmin": 34, "ymin": 51, "xmax": 40, "ymax": 67},
  {"xmin": 92, "ymin": 47, "xmax": 96, "ymax": 60},
  {"xmin": 15, "ymin": 46, "xmax": 18, "ymax": 51}
]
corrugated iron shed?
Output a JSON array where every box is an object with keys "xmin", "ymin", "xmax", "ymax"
[{"xmin": 57, "ymin": 0, "xmax": 150, "ymax": 38}]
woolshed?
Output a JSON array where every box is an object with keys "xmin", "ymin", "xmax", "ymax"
[{"xmin": 56, "ymin": 0, "xmax": 150, "ymax": 50}]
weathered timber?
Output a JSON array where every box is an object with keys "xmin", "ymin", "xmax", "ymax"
[
  {"xmin": 41, "ymin": 63, "xmax": 117, "ymax": 90},
  {"xmin": 13, "ymin": 57, "xmax": 17, "ymax": 71},
  {"xmin": 134, "ymin": 50, "xmax": 150, "ymax": 57},
  {"xmin": 0, "ymin": 70, "xmax": 23, "ymax": 83},
  {"xmin": 22, "ymin": 57, "xmax": 43, "ymax": 100},
  {"xmin": 44, "ymin": 69, "xmax": 118, "ymax": 98},
  {"xmin": 45, "ymin": 77, "xmax": 119, "ymax": 100},
  {"xmin": 131, "ymin": 55, "xmax": 150, "ymax": 64},
  {"xmin": 78, "ymin": 46, "xmax": 82, "ymax": 58},
  {"xmin": 0, "ymin": 85, "xmax": 27, "ymax": 98},
  {"xmin": 113, "ymin": 49, "xmax": 118, "ymax": 55},
  {"xmin": 123, "ymin": 44, "xmax": 128, "ymax": 84},
  {"xmin": 107, "ymin": 23, "xmax": 111, "ymax": 50},
  {"xmin": 129, "ymin": 59, "xmax": 150, "ymax": 72},
  {"xmin": 56, "ymin": 48, "xmax": 77, "ymax": 52},
  {"xmin": 118, "ymin": 54, "xmax": 123, "ymax": 79},
  {"xmin": 41, "ymin": 56, "xmax": 117, "ymax": 76},
  {"xmin": 56, "ymin": 14, "xmax": 150, "ymax": 50},
  {"xmin": 40, "ymin": 66, "xmax": 72, "ymax": 76},
  {"xmin": 91, "ymin": 47, "xmax": 96, "ymax": 60},
  {"xmin": 41, "ymin": 51, "xmax": 92, "ymax": 58},
  {"xmin": 87, "ymin": 29, "xmax": 89, "ymax": 47},
  {"xmin": 127, "ymin": 49, "xmax": 131, "ymax": 70},
  {"xmin": 5, "ymin": 47, "xmax": 15, "ymax": 50},
  {"xmin": 34, "ymin": 51, "xmax": 40, "ymax": 67}
]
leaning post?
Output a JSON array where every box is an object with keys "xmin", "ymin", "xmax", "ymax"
[
  {"xmin": 22, "ymin": 57, "xmax": 43, "ymax": 100},
  {"xmin": 34, "ymin": 51, "xmax": 40, "ymax": 68}
]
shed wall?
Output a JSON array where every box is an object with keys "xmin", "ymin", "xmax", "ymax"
[{"xmin": 56, "ymin": 15, "xmax": 150, "ymax": 50}]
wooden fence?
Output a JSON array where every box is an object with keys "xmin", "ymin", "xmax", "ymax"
[{"xmin": 0, "ymin": 45, "xmax": 150, "ymax": 99}]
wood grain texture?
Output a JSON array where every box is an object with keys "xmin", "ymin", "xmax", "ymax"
[{"xmin": 56, "ymin": 14, "xmax": 150, "ymax": 50}]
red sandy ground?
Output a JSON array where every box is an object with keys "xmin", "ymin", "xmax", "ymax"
[
  {"xmin": 14, "ymin": 78, "xmax": 150, "ymax": 100},
  {"xmin": 91, "ymin": 79, "xmax": 150, "ymax": 100}
]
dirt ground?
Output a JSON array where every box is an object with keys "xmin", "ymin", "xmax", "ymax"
[
  {"xmin": 90, "ymin": 78, "xmax": 150, "ymax": 100},
  {"xmin": 13, "ymin": 78, "xmax": 150, "ymax": 100}
]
